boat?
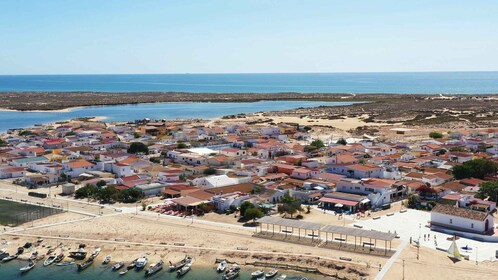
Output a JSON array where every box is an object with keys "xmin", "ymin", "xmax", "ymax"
[
  {"xmin": 54, "ymin": 252, "xmax": 65, "ymax": 263},
  {"xmin": 2, "ymin": 254, "xmax": 19, "ymax": 262},
  {"xmin": 127, "ymin": 258, "xmax": 138, "ymax": 270},
  {"xmin": 217, "ymin": 260, "xmax": 228, "ymax": 273},
  {"xmin": 112, "ymin": 262, "xmax": 125, "ymax": 271},
  {"xmin": 0, "ymin": 252, "xmax": 9, "ymax": 261},
  {"xmin": 20, "ymin": 260, "xmax": 36, "ymax": 273},
  {"xmin": 77, "ymin": 248, "xmax": 101, "ymax": 271},
  {"xmin": 136, "ymin": 255, "xmax": 148, "ymax": 269},
  {"xmin": 56, "ymin": 261, "xmax": 75, "ymax": 266},
  {"xmin": 169, "ymin": 255, "xmax": 191, "ymax": 271},
  {"xmin": 0, "ymin": 248, "xmax": 6, "ymax": 254},
  {"xmin": 69, "ymin": 249, "xmax": 87, "ymax": 260},
  {"xmin": 222, "ymin": 264, "xmax": 240, "ymax": 280},
  {"xmin": 43, "ymin": 254, "xmax": 57, "ymax": 266},
  {"xmin": 103, "ymin": 255, "xmax": 112, "ymax": 265},
  {"xmin": 265, "ymin": 269, "xmax": 278, "ymax": 278},
  {"xmin": 89, "ymin": 248, "xmax": 101, "ymax": 259},
  {"xmin": 119, "ymin": 269, "xmax": 129, "ymax": 275},
  {"xmin": 251, "ymin": 270, "xmax": 265, "ymax": 278},
  {"xmin": 145, "ymin": 259, "xmax": 164, "ymax": 277},
  {"xmin": 176, "ymin": 260, "xmax": 193, "ymax": 277},
  {"xmin": 77, "ymin": 258, "xmax": 94, "ymax": 271},
  {"xmin": 275, "ymin": 275, "xmax": 287, "ymax": 280}
]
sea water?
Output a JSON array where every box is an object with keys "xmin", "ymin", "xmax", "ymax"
[{"xmin": 1, "ymin": 72, "xmax": 497, "ymax": 94}]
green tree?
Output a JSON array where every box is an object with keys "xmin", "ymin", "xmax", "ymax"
[
  {"xmin": 120, "ymin": 187, "xmax": 145, "ymax": 203},
  {"xmin": 407, "ymin": 194, "xmax": 419, "ymax": 209},
  {"xmin": 244, "ymin": 207, "xmax": 264, "ymax": 224},
  {"xmin": 0, "ymin": 139, "xmax": 6, "ymax": 147},
  {"xmin": 127, "ymin": 142, "xmax": 149, "ymax": 155},
  {"xmin": 97, "ymin": 186, "xmax": 118, "ymax": 203},
  {"xmin": 429, "ymin": 131, "xmax": 443, "ymax": 139},
  {"xmin": 239, "ymin": 201, "xmax": 255, "ymax": 217},
  {"xmin": 475, "ymin": 181, "xmax": 498, "ymax": 202},
  {"xmin": 277, "ymin": 194, "xmax": 303, "ymax": 218},
  {"xmin": 177, "ymin": 143, "xmax": 188, "ymax": 149},
  {"xmin": 336, "ymin": 138, "xmax": 347, "ymax": 145},
  {"xmin": 310, "ymin": 139, "xmax": 325, "ymax": 148},
  {"xmin": 198, "ymin": 202, "xmax": 209, "ymax": 213},
  {"xmin": 203, "ymin": 167, "xmax": 217, "ymax": 175},
  {"xmin": 452, "ymin": 158, "xmax": 498, "ymax": 179},
  {"xmin": 75, "ymin": 184, "xmax": 99, "ymax": 199},
  {"xmin": 96, "ymin": 180, "xmax": 107, "ymax": 188}
]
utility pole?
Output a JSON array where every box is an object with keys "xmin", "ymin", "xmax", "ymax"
[
  {"xmin": 417, "ymin": 223, "xmax": 421, "ymax": 260},
  {"xmin": 476, "ymin": 247, "xmax": 478, "ymax": 265},
  {"xmin": 402, "ymin": 259, "xmax": 405, "ymax": 280}
]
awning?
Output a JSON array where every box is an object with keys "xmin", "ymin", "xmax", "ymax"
[{"xmin": 318, "ymin": 197, "xmax": 359, "ymax": 207}]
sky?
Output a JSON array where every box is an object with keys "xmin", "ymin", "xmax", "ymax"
[{"xmin": 0, "ymin": 0, "xmax": 497, "ymax": 75}]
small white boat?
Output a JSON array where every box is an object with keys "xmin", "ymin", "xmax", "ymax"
[
  {"xmin": 177, "ymin": 259, "xmax": 193, "ymax": 277},
  {"xmin": 56, "ymin": 261, "xmax": 75, "ymax": 266},
  {"xmin": 44, "ymin": 254, "xmax": 57, "ymax": 266},
  {"xmin": 217, "ymin": 260, "xmax": 227, "ymax": 272},
  {"xmin": 251, "ymin": 270, "xmax": 265, "ymax": 278},
  {"xmin": 103, "ymin": 255, "xmax": 112, "ymax": 264},
  {"xmin": 112, "ymin": 261, "xmax": 125, "ymax": 271},
  {"xmin": 265, "ymin": 269, "xmax": 278, "ymax": 278},
  {"xmin": 0, "ymin": 248, "xmax": 7, "ymax": 254},
  {"xmin": 20, "ymin": 260, "xmax": 36, "ymax": 273},
  {"xmin": 135, "ymin": 256, "xmax": 148, "ymax": 269},
  {"xmin": 275, "ymin": 275, "xmax": 287, "ymax": 280}
]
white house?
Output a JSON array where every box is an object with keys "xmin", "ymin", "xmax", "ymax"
[
  {"xmin": 431, "ymin": 204, "xmax": 494, "ymax": 235},
  {"xmin": 210, "ymin": 192, "xmax": 250, "ymax": 211}
]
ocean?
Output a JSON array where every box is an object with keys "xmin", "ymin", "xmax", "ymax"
[{"xmin": 1, "ymin": 72, "xmax": 498, "ymax": 94}]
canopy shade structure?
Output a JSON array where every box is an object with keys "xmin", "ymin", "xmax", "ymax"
[
  {"xmin": 256, "ymin": 216, "xmax": 321, "ymax": 231},
  {"xmin": 320, "ymin": 224, "xmax": 397, "ymax": 241}
]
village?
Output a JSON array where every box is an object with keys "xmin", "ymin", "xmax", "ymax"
[{"xmin": 0, "ymin": 116, "xmax": 498, "ymax": 279}]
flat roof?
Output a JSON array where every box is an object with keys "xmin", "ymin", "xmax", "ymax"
[{"xmin": 257, "ymin": 216, "xmax": 321, "ymax": 231}]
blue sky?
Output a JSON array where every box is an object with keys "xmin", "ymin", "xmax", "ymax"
[{"xmin": 0, "ymin": 0, "xmax": 497, "ymax": 74}]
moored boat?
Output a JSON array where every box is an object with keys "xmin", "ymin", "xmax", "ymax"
[
  {"xmin": 135, "ymin": 255, "xmax": 148, "ymax": 270},
  {"xmin": 251, "ymin": 270, "xmax": 265, "ymax": 278},
  {"xmin": 176, "ymin": 258, "xmax": 193, "ymax": 277},
  {"xmin": 20, "ymin": 259, "xmax": 36, "ymax": 273},
  {"xmin": 0, "ymin": 252, "xmax": 10, "ymax": 261},
  {"xmin": 145, "ymin": 259, "xmax": 164, "ymax": 277},
  {"xmin": 77, "ymin": 258, "xmax": 94, "ymax": 271},
  {"xmin": 169, "ymin": 255, "xmax": 191, "ymax": 271},
  {"xmin": 265, "ymin": 269, "xmax": 278, "ymax": 278},
  {"xmin": 2, "ymin": 253, "xmax": 19, "ymax": 262},
  {"xmin": 103, "ymin": 255, "xmax": 112, "ymax": 265},
  {"xmin": 69, "ymin": 249, "xmax": 87, "ymax": 260},
  {"xmin": 275, "ymin": 275, "xmax": 287, "ymax": 280},
  {"xmin": 29, "ymin": 251, "xmax": 38, "ymax": 260},
  {"xmin": 43, "ymin": 254, "xmax": 57, "ymax": 266},
  {"xmin": 217, "ymin": 260, "xmax": 227, "ymax": 273},
  {"xmin": 127, "ymin": 258, "xmax": 138, "ymax": 270},
  {"xmin": 54, "ymin": 252, "xmax": 65, "ymax": 263},
  {"xmin": 222, "ymin": 264, "xmax": 240, "ymax": 280},
  {"xmin": 119, "ymin": 269, "xmax": 129, "ymax": 275},
  {"xmin": 56, "ymin": 261, "xmax": 75, "ymax": 266},
  {"xmin": 112, "ymin": 261, "xmax": 125, "ymax": 271}
]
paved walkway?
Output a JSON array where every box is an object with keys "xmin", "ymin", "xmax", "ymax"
[{"xmin": 374, "ymin": 239, "xmax": 408, "ymax": 280}]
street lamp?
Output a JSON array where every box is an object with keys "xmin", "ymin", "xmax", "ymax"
[{"xmin": 417, "ymin": 223, "xmax": 421, "ymax": 260}]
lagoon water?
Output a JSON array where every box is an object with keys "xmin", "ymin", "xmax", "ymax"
[
  {"xmin": 0, "ymin": 259, "xmax": 322, "ymax": 280},
  {"xmin": 1, "ymin": 72, "xmax": 498, "ymax": 94},
  {"xmin": 0, "ymin": 101, "xmax": 353, "ymax": 132}
]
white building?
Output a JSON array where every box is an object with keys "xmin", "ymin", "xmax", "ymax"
[
  {"xmin": 210, "ymin": 192, "xmax": 250, "ymax": 211},
  {"xmin": 431, "ymin": 204, "xmax": 494, "ymax": 235}
]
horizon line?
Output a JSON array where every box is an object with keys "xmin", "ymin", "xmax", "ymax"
[{"xmin": 1, "ymin": 70, "xmax": 498, "ymax": 76}]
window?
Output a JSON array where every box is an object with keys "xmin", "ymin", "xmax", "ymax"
[{"xmin": 450, "ymin": 219, "xmax": 452, "ymax": 224}]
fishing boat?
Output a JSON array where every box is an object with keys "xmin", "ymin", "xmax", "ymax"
[
  {"xmin": 77, "ymin": 258, "xmax": 94, "ymax": 271},
  {"xmin": 265, "ymin": 269, "xmax": 278, "ymax": 278},
  {"xmin": 119, "ymin": 269, "xmax": 129, "ymax": 275},
  {"xmin": 176, "ymin": 259, "xmax": 193, "ymax": 277},
  {"xmin": 69, "ymin": 249, "xmax": 87, "ymax": 260},
  {"xmin": 54, "ymin": 252, "xmax": 65, "ymax": 263},
  {"xmin": 136, "ymin": 255, "xmax": 148, "ymax": 270},
  {"xmin": 0, "ymin": 248, "xmax": 6, "ymax": 254},
  {"xmin": 0, "ymin": 252, "xmax": 9, "ymax": 261},
  {"xmin": 43, "ymin": 254, "xmax": 57, "ymax": 266},
  {"xmin": 145, "ymin": 259, "xmax": 164, "ymax": 277},
  {"xmin": 127, "ymin": 258, "xmax": 138, "ymax": 270},
  {"xmin": 112, "ymin": 262, "xmax": 125, "ymax": 271},
  {"xmin": 89, "ymin": 248, "xmax": 101, "ymax": 259},
  {"xmin": 102, "ymin": 255, "xmax": 112, "ymax": 265},
  {"xmin": 56, "ymin": 261, "xmax": 75, "ymax": 266},
  {"xmin": 251, "ymin": 270, "xmax": 265, "ymax": 278},
  {"xmin": 20, "ymin": 259, "xmax": 36, "ymax": 273},
  {"xmin": 222, "ymin": 264, "xmax": 240, "ymax": 280},
  {"xmin": 2, "ymin": 253, "xmax": 19, "ymax": 262},
  {"xmin": 169, "ymin": 255, "xmax": 191, "ymax": 271},
  {"xmin": 275, "ymin": 275, "xmax": 287, "ymax": 280},
  {"xmin": 217, "ymin": 260, "xmax": 228, "ymax": 273}
]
